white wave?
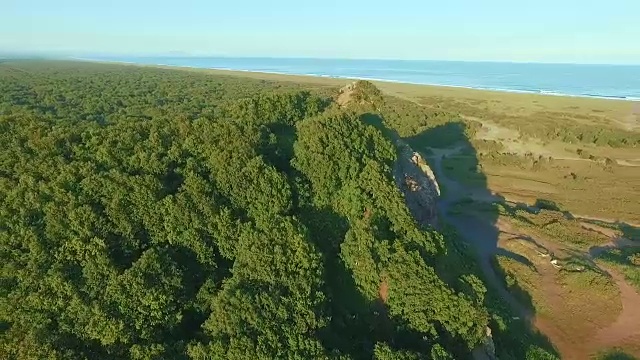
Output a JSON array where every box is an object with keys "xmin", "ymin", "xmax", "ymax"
[{"xmin": 73, "ymin": 58, "xmax": 640, "ymax": 102}]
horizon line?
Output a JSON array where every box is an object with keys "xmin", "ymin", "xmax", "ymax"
[{"xmin": 2, "ymin": 51, "xmax": 640, "ymax": 67}]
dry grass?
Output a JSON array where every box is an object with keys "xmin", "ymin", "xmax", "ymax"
[
  {"xmin": 483, "ymin": 158, "xmax": 640, "ymax": 224},
  {"xmin": 496, "ymin": 229, "xmax": 623, "ymax": 359}
]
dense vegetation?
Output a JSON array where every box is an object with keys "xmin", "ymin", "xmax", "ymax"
[{"xmin": 1, "ymin": 61, "xmax": 554, "ymax": 359}]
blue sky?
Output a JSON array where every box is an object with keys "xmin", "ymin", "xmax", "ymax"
[{"xmin": 2, "ymin": 0, "xmax": 639, "ymax": 64}]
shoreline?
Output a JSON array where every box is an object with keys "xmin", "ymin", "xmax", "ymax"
[{"xmin": 73, "ymin": 57, "xmax": 640, "ymax": 102}]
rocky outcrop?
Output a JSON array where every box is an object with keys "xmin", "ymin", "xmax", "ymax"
[
  {"xmin": 410, "ymin": 152, "xmax": 440, "ymax": 196},
  {"xmin": 336, "ymin": 82, "xmax": 357, "ymax": 107},
  {"xmin": 336, "ymin": 80, "xmax": 384, "ymax": 107},
  {"xmin": 484, "ymin": 326, "xmax": 497, "ymax": 359},
  {"xmin": 394, "ymin": 144, "xmax": 499, "ymax": 360},
  {"xmin": 394, "ymin": 143, "xmax": 440, "ymax": 227},
  {"xmin": 471, "ymin": 326, "xmax": 497, "ymax": 360}
]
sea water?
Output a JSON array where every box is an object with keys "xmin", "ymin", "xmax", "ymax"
[{"xmin": 89, "ymin": 56, "xmax": 640, "ymax": 100}]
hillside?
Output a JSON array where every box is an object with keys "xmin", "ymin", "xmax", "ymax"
[{"xmin": 0, "ymin": 60, "xmax": 612, "ymax": 360}]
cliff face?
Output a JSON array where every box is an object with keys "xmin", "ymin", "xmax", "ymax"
[
  {"xmin": 336, "ymin": 80, "xmax": 440, "ymax": 227},
  {"xmin": 395, "ymin": 144, "xmax": 499, "ymax": 360},
  {"xmin": 394, "ymin": 143, "xmax": 440, "ymax": 228}
]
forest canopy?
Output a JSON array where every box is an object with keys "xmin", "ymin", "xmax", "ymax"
[{"xmin": 0, "ymin": 61, "xmax": 554, "ymax": 359}]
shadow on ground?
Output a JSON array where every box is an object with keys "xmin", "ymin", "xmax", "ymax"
[
  {"xmin": 596, "ymin": 348, "xmax": 639, "ymax": 360},
  {"xmin": 403, "ymin": 121, "xmax": 560, "ymax": 359}
]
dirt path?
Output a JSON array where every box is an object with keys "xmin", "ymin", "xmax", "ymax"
[
  {"xmin": 588, "ymin": 239, "xmax": 640, "ymax": 351},
  {"xmin": 428, "ymin": 147, "xmax": 534, "ymax": 321},
  {"xmin": 425, "ymin": 144, "xmax": 640, "ymax": 357},
  {"xmin": 575, "ymin": 214, "xmax": 640, "ymax": 230},
  {"xmin": 581, "ymin": 222, "xmax": 622, "ymax": 239},
  {"xmin": 592, "ymin": 267, "xmax": 640, "ymax": 349}
]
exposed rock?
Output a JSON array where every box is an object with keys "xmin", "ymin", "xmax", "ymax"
[
  {"xmin": 472, "ymin": 326, "xmax": 497, "ymax": 360},
  {"xmin": 394, "ymin": 143, "xmax": 440, "ymax": 227},
  {"xmin": 336, "ymin": 82, "xmax": 357, "ymax": 107},
  {"xmin": 410, "ymin": 152, "xmax": 440, "ymax": 196},
  {"xmin": 394, "ymin": 145, "xmax": 502, "ymax": 359},
  {"xmin": 336, "ymin": 80, "xmax": 383, "ymax": 107},
  {"xmin": 483, "ymin": 326, "xmax": 497, "ymax": 359}
]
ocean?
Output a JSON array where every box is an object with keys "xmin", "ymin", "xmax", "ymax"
[{"xmin": 88, "ymin": 56, "xmax": 640, "ymax": 101}]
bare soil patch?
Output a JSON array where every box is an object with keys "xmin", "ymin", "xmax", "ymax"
[
  {"xmin": 497, "ymin": 225, "xmax": 623, "ymax": 359},
  {"xmin": 378, "ymin": 279, "xmax": 389, "ymax": 304},
  {"xmin": 593, "ymin": 267, "xmax": 640, "ymax": 353}
]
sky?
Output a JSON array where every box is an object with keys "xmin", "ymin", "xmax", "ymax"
[{"xmin": 2, "ymin": 0, "xmax": 640, "ymax": 64}]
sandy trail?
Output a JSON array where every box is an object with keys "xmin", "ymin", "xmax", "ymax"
[
  {"xmin": 592, "ymin": 267, "xmax": 640, "ymax": 348},
  {"xmin": 581, "ymin": 222, "xmax": 622, "ymax": 239},
  {"xmin": 428, "ymin": 147, "xmax": 534, "ymax": 321},
  {"xmin": 588, "ymin": 239, "xmax": 640, "ymax": 350}
]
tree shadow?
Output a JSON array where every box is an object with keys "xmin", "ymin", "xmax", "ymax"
[
  {"xmin": 596, "ymin": 348, "xmax": 639, "ymax": 360},
  {"xmin": 362, "ymin": 112, "xmax": 560, "ymax": 357},
  {"xmin": 620, "ymin": 223, "xmax": 640, "ymax": 242},
  {"xmin": 271, "ymin": 112, "xmax": 432, "ymax": 358},
  {"xmin": 515, "ymin": 197, "xmax": 640, "ymax": 243},
  {"xmin": 272, "ymin": 101, "xmax": 559, "ymax": 357},
  {"xmin": 400, "ymin": 121, "xmax": 559, "ymax": 358},
  {"xmin": 300, "ymin": 203, "xmax": 439, "ymax": 358}
]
